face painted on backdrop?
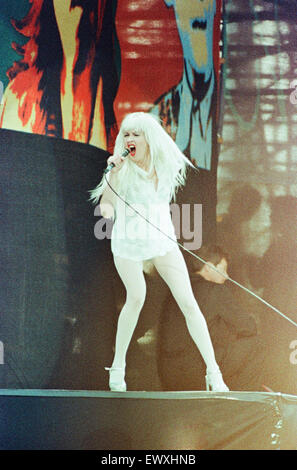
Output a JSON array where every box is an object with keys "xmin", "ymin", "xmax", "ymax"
[
  {"xmin": 123, "ymin": 130, "xmax": 150, "ymax": 168},
  {"xmin": 165, "ymin": 0, "xmax": 216, "ymax": 79}
]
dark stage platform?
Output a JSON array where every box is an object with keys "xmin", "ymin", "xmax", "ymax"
[{"xmin": 1, "ymin": 389, "xmax": 297, "ymax": 450}]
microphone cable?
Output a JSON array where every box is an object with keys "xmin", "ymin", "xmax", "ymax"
[{"xmin": 103, "ymin": 173, "xmax": 297, "ymax": 330}]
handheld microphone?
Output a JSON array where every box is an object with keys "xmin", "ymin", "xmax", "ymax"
[{"xmin": 103, "ymin": 148, "xmax": 130, "ymax": 174}]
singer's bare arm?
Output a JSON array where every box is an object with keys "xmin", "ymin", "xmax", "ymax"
[
  {"xmin": 99, "ymin": 154, "xmax": 125, "ymax": 219},
  {"xmin": 100, "ymin": 176, "xmax": 116, "ymax": 219}
]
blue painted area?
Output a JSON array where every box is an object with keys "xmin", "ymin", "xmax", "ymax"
[{"xmin": 0, "ymin": 1, "xmax": 30, "ymax": 88}]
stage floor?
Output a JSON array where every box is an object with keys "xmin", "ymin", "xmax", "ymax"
[
  {"xmin": 0, "ymin": 388, "xmax": 296, "ymax": 400},
  {"xmin": 1, "ymin": 389, "xmax": 296, "ymax": 450}
]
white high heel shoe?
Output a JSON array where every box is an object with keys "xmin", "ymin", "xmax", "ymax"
[
  {"xmin": 205, "ymin": 367, "xmax": 229, "ymax": 392},
  {"xmin": 105, "ymin": 367, "xmax": 127, "ymax": 392}
]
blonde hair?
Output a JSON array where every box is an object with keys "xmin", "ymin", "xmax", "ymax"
[{"xmin": 89, "ymin": 112, "xmax": 195, "ymax": 204}]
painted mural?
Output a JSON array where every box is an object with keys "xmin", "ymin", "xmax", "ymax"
[{"xmin": 0, "ymin": 0, "xmax": 222, "ymax": 164}]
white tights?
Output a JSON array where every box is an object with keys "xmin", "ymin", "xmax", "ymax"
[{"xmin": 112, "ymin": 247, "xmax": 219, "ymax": 372}]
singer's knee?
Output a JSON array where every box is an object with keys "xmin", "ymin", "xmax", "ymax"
[
  {"xmin": 126, "ymin": 288, "xmax": 146, "ymax": 312},
  {"xmin": 177, "ymin": 295, "xmax": 200, "ymax": 320}
]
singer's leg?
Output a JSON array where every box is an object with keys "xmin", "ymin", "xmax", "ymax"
[
  {"xmin": 152, "ymin": 247, "xmax": 218, "ymax": 371},
  {"xmin": 111, "ymin": 256, "xmax": 147, "ymax": 369}
]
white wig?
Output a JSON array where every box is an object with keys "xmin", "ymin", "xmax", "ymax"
[{"xmin": 89, "ymin": 112, "xmax": 195, "ymax": 204}]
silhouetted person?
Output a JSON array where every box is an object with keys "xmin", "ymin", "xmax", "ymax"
[
  {"xmin": 250, "ymin": 195, "xmax": 297, "ymax": 317},
  {"xmin": 217, "ymin": 184, "xmax": 262, "ymax": 284},
  {"xmin": 248, "ymin": 195, "xmax": 297, "ymax": 395}
]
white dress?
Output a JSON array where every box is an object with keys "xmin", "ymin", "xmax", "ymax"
[{"xmin": 111, "ymin": 161, "xmax": 177, "ymax": 261}]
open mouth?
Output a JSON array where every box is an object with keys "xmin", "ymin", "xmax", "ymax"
[
  {"xmin": 128, "ymin": 145, "xmax": 136, "ymax": 157},
  {"xmin": 191, "ymin": 18, "xmax": 207, "ymax": 31}
]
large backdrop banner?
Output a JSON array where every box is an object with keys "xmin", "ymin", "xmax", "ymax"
[{"xmin": 0, "ymin": 0, "xmax": 222, "ymax": 168}]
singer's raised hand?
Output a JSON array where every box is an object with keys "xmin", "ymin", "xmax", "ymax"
[{"xmin": 106, "ymin": 154, "xmax": 126, "ymax": 173}]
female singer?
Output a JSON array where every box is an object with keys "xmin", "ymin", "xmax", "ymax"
[{"xmin": 90, "ymin": 112, "xmax": 229, "ymax": 393}]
